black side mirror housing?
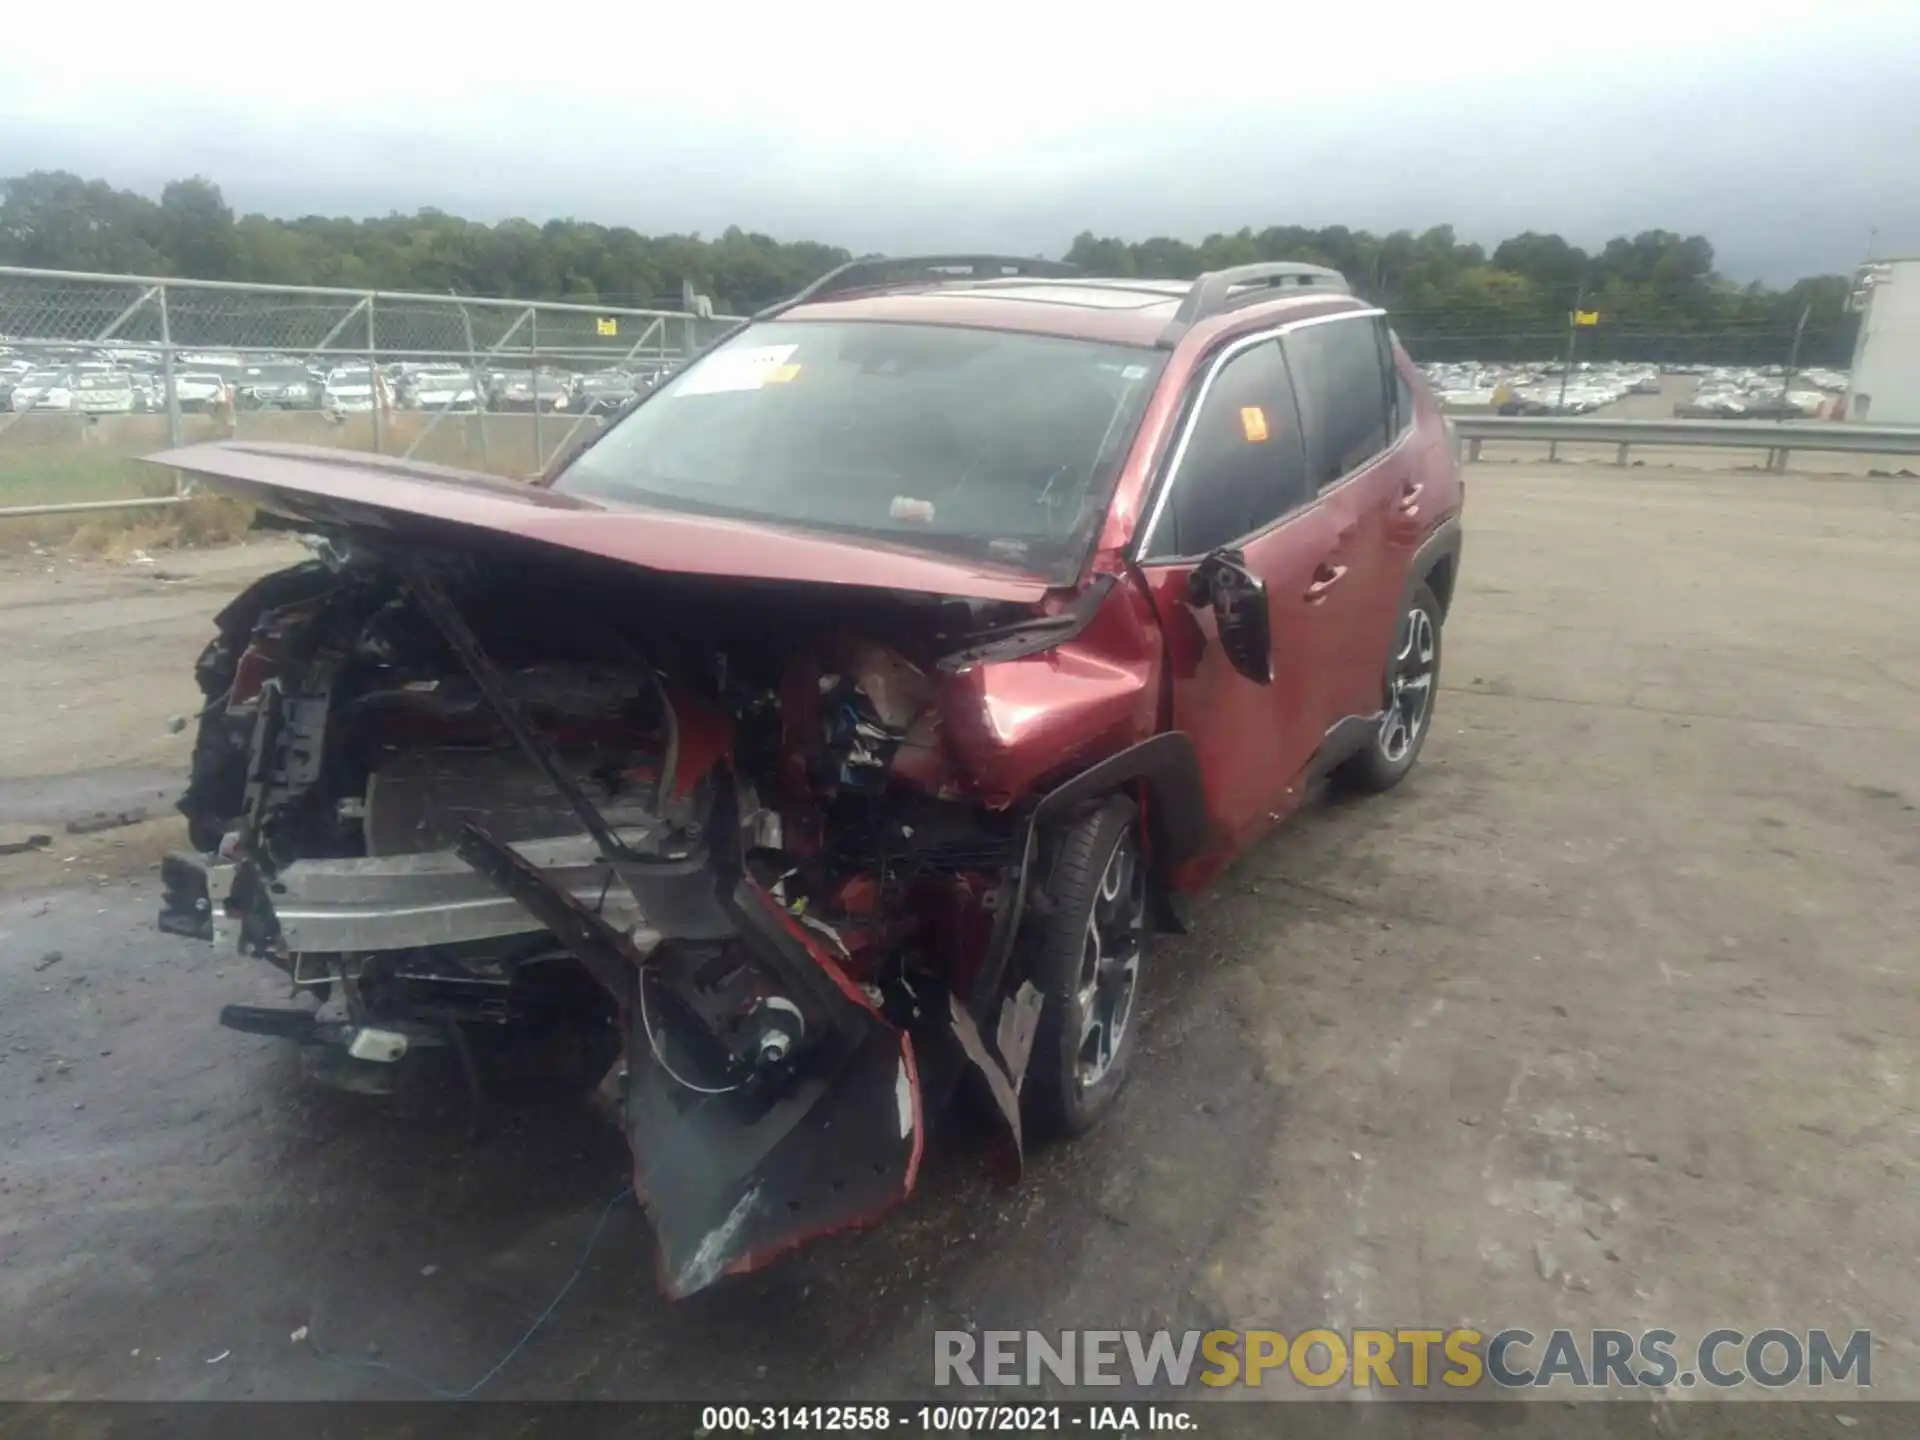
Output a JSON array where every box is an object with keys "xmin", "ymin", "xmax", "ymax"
[{"xmin": 1187, "ymin": 548, "xmax": 1272, "ymax": 685}]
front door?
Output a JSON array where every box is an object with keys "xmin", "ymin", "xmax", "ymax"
[{"xmin": 1133, "ymin": 335, "xmax": 1345, "ymax": 890}]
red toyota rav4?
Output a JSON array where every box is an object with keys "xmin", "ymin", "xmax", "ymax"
[{"xmin": 157, "ymin": 256, "xmax": 1462, "ymax": 1295}]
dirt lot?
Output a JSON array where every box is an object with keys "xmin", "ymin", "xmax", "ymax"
[{"xmin": 1, "ymin": 466, "xmax": 1916, "ymax": 1405}]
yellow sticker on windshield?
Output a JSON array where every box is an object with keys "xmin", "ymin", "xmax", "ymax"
[
  {"xmin": 766, "ymin": 363, "xmax": 803, "ymax": 384},
  {"xmin": 1240, "ymin": 405, "xmax": 1269, "ymax": 442}
]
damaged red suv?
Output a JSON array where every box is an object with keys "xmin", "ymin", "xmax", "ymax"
[{"xmin": 157, "ymin": 256, "xmax": 1462, "ymax": 1296}]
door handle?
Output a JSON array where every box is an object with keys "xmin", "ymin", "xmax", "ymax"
[
  {"xmin": 1304, "ymin": 563, "xmax": 1347, "ymax": 601},
  {"xmin": 1396, "ymin": 482, "xmax": 1424, "ymax": 513}
]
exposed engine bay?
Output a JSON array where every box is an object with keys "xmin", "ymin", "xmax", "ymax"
[{"xmin": 160, "ymin": 533, "xmax": 1165, "ymax": 1296}]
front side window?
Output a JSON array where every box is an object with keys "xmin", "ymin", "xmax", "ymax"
[
  {"xmin": 555, "ymin": 321, "xmax": 1165, "ymax": 585},
  {"xmin": 1283, "ymin": 315, "xmax": 1392, "ymax": 490},
  {"xmin": 1144, "ymin": 338, "xmax": 1308, "ymax": 559}
]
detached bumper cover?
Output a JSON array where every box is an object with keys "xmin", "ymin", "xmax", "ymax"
[{"xmin": 454, "ymin": 822, "xmax": 925, "ymax": 1297}]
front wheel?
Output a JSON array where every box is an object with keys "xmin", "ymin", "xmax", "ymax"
[
  {"xmin": 1023, "ymin": 795, "xmax": 1149, "ymax": 1140},
  {"xmin": 1337, "ymin": 583, "xmax": 1443, "ymax": 793}
]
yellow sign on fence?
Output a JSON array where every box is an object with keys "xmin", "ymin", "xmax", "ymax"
[
  {"xmin": 595, "ymin": 317, "xmax": 618, "ymax": 336},
  {"xmin": 1572, "ymin": 310, "xmax": 1600, "ymax": 327}
]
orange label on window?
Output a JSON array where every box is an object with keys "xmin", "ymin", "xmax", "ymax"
[
  {"xmin": 765, "ymin": 363, "xmax": 803, "ymax": 384},
  {"xmin": 1240, "ymin": 405, "xmax": 1269, "ymax": 442}
]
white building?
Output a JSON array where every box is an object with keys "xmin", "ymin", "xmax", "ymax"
[{"xmin": 1846, "ymin": 259, "xmax": 1920, "ymax": 424}]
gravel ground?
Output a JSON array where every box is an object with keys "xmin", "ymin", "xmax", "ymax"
[{"xmin": 0, "ymin": 466, "xmax": 1916, "ymax": 1405}]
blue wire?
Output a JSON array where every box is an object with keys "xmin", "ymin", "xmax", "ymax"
[{"xmin": 311, "ymin": 1185, "xmax": 636, "ymax": 1400}]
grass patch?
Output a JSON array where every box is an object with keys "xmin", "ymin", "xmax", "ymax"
[
  {"xmin": 0, "ymin": 449, "xmax": 257, "ymax": 555},
  {"xmin": 0, "ymin": 428, "xmax": 260, "ymax": 553},
  {"xmin": 0, "ymin": 446, "xmax": 176, "ymax": 508},
  {"xmin": 63, "ymin": 495, "xmax": 259, "ymax": 557}
]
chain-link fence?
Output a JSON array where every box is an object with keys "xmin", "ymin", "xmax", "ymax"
[{"xmin": 0, "ymin": 266, "xmax": 743, "ymax": 523}]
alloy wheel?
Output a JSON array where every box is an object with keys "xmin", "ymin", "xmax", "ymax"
[
  {"xmin": 1379, "ymin": 604, "xmax": 1438, "ymax": 764},
  {"xmin": 1074, "ymin": 834, "xmax": 1146, "ymax": 1091}
]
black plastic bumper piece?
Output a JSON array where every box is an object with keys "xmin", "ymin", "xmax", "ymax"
[{"xmin": 219, "ymin": 1004, "xmax": 318, "ymax": 1040}]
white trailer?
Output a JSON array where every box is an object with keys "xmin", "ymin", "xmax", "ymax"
[{"xmin": 1847, "ymin": 259, "xmax": 1920, "ymax": 424}]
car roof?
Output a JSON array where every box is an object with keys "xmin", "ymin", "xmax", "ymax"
[{"xmin": 784, "ymin": 276, "xmax": 1365, "ymax": 348}]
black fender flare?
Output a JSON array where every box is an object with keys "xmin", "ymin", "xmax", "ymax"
[
  {"xmin": 970, "ymin": 733, "xmax": 1206, "ymax": 1012},
  {"xmin": 1405, "ymin": 516, "xmax": 1464, "ymax": 618},
  {"xmin": 1031, "ymin": 732, "xmax": 1207, "ymax": 868}
]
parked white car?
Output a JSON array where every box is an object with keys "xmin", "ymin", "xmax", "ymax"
[
  {"xmin": 323, "ymin": 366, "xmax": 391, "ymax": 413},
  {"xmin": 169, "ymin": 372, "xmax": 231, "ymax": 412},
  {"xmin": 405, "ymin": 369, "xmax": 480, "ymax": 410},
  {"xmin": 9, "ymin": 369, "xmax": 74, "ymax": 411},
  {"xmin": 72, "ymin": 370, "xmax": 137, "ymax": 415}
]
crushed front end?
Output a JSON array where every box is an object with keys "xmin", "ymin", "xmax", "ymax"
[{"xmin": 162, "ymin": 533, "xmax": 1155, "ymax": 1294}]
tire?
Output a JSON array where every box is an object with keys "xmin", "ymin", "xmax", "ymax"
[
  {"xmin": 1337, "ymin": 582, "xmax": 1443, "ymax": 794},
  {"xmin": 1022, "ymin": 794, "xmax": 1149, "ymax": 1140}
]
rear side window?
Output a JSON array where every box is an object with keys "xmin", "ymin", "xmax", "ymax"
[
  {"xmin": 1283, "ymin": 315, "xmax": 1392, "ymax": 490},
  {"xmin": 1147, "ymin": 339, "xmax": 1309, "ymax": 558}
]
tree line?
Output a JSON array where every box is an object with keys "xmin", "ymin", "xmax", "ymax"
[{"xmin": 0, "ymin": 170, "xmax": 1860, "ymax": 366}]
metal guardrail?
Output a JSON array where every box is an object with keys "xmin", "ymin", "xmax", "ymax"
[{"xmin": 1454, "ymin": 416, "xmax": 1920, "ymax": 470}]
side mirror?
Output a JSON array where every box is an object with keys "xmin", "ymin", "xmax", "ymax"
[{"xmin": 1187, "ymin": 548, "xmax": 1272, "ymax": 685}]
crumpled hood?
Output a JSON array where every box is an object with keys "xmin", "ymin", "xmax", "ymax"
[{"xmin": 151, "ymin": 441, "xmax": 1053, "ymax": 604}]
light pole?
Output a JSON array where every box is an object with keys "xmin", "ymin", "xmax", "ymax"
[{"xmin": 1556, "ymin": 285, "xmax": 1586, "ymax": 415}]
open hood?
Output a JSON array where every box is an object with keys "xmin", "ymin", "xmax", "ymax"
[{"xmin": 151, "ymin": 441, "xmax": 1053, "ymax": 604}]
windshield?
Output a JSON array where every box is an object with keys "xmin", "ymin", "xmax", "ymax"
[
  {"xmin": 244, "ymin": 365, "xmax": 308, "ymax": 383},
  {"xmin": 77, "ymin": 372, "xmax": 131, "ymax": 390},
  {"xmin": 22, "ymin": 370, "xmax": 67, "ymax": 386},
  {"xmin": 554, "ymin": 321, "xmax": 1165, "ymax": 584},
  {"xmin": 327, "ymin": 369, "xmax": 373, "ymax": 386}
]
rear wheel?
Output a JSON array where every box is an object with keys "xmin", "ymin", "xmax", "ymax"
[
  {"xmin": 1023, "ymin": 796, "xmax": 1148, "ymax": 1140},
  {"xmin": 1338, "ymin": 582, "xmax": 1442, "ymax": 793}
]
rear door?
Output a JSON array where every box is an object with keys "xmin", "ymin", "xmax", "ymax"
[
  {"xmin": 1381, "ymin": 336, "xmax": 1441, "ymax": 559},
  {"xmin": 1279, "ymin": 312, "xmax": 1406, "ymax": 721},
  {"xmin": 1134, "ymin": 335, "xmax": 1352, "ymax": 886}
]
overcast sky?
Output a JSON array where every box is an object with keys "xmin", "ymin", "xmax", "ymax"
[{"xmin": 4, "ymin": 0, "xmax": 1917, "ymax": 282}]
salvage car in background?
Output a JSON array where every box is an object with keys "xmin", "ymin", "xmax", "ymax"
[
  {"xmin": 576, "ymin": 369, "xmax": 637, "ymax": 413},
  {"xmin": 0, "ymin": 356, "xmax": 31, "ymax": 404},
  {"xmin": 235, "ymin": 362, "xmax": 322, "ymax": 410},
  {"xmin": 72, "ymin": 369, "xmax": 137, "ymax": 414},
  {"xmin": 8, "ymin": 368, "xmax": 74, "ymax": 411},
  {"xmin": 169, "ymin": 372, "xmax": 231, "ymax": 413},
  {"xmin": 154, "ymin": 256, "xmax": 1464, "ymax": 1298},
  {"xmin": 321, "ymin": 365, "xmax": 391, "ymax": 414},
  {"xmin": 403, "ymin": 368, "xmax": 482, "ymax": 411},
  {"xmin": 491, "ymin": 370, "xmax": 574, "ymax": 413}
]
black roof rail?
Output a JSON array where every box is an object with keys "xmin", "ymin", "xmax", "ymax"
[
  {"xmin": 1158, "ymin": 262, "xmax": 1351, "ymax": 346},
  {"xmin": 754, "ymin": 254, "xmax": 1081, "ymax": 318}
]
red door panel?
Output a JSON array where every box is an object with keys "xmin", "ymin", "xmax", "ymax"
[
  {"xmin": 1138, "ymin": 497, "xmax": 1352, "ymax": 891},
  {"xmin": 1301, "ymin": 458, "xmax": 1389, "ymax": 723}
]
